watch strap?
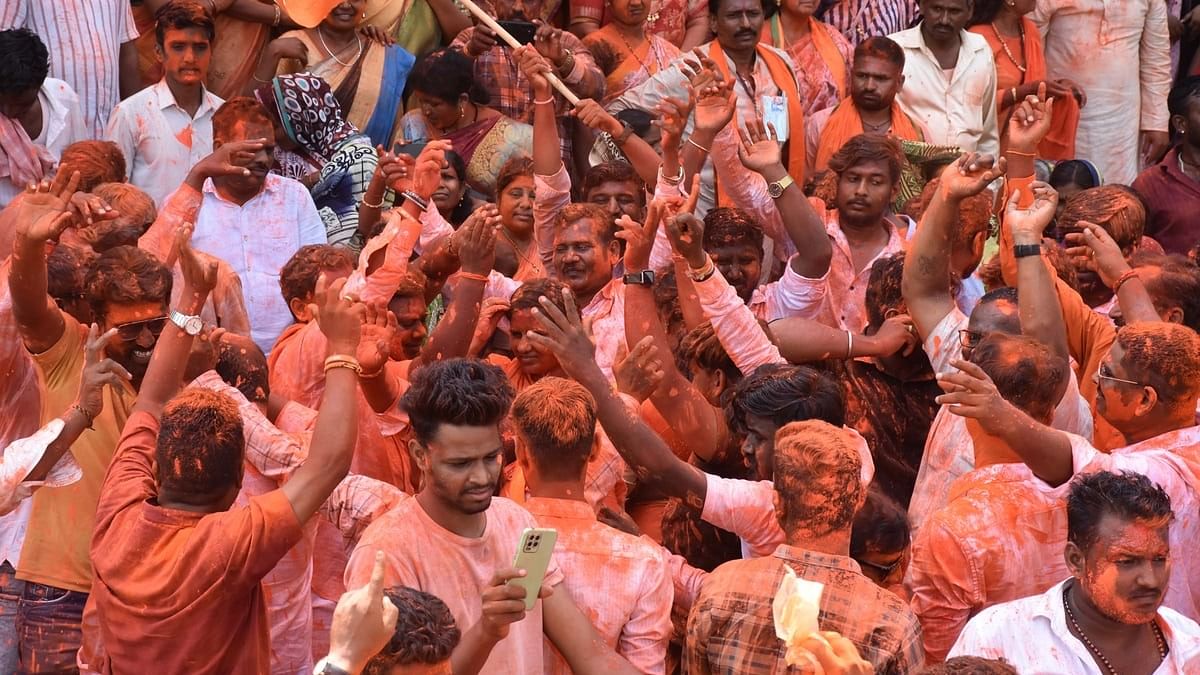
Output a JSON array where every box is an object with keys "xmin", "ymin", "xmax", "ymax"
[
  {"xmin": 622, "ymin": 270, "xmax": 655, "ymax": 286},
  {"xmin": 768, "ymin": 174, "xmax": 795, "ymax": 198},
  {"xmin": 1013, "ymin": 243, "xmax": 1043, "ymax": 258}
]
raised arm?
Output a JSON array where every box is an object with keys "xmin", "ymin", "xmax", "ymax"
[
  {"xmin": 530, "ymin": 288, "xmax": 709, "ymax": 507},
  {"xmin": 618, "ymin": 203, "xmax": 731, "ymax": 464},
  {"xmin": 9, "ymin": 173, "xmax": 78, "ymax": 354},
  {"xmin": 935, "ymin": 359, "xmax": 1074, "ymax": 485},
  {"xmin": 903, "ymin": 154, "xmax": 1005, "ymax": 338},
  {"xmin": 1006, "ymin": 183, "xmax": 1070, "ymax": 359},
  {"xmin": 770, "ymin": 314, "xmax": 919, "ymax": 363},
  {"xmin": 573, "ymin": 99, "xmax": 662, "ymax": 186},
  {"xmin": 1063, "ymin": 224, "xmax": 1161, "ymax": 326},
  {"xmin": 279, "ymin": 275, "xmax": 363, "ymax": 522}
]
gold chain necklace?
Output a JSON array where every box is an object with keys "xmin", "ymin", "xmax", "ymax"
[{"xmin": 990, "ymin": 22, "xmax": 1026, "ymax": 74}]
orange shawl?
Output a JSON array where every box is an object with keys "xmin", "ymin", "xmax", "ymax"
[
  {"xmin": 764, "ymin": 15, "xmax": 846, "ymax": 99},
  {"xmin": 813, "ymin": 99, "xmax": 920, "ymax": 171},
  {"xmin": 972, "ymin": 19, "xmax": 1079, "ymax": 160},
  {"xmin": 707, "ymin": 41, "xmax": 807, "ymax": 201}
]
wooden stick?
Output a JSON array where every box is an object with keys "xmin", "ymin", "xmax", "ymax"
[{"xmin": 457, "ymin": 0, "xmax": 580, "ymax": 105}]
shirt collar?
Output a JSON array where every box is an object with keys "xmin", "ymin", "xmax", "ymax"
[
  {"xmin": 772, "ymin": 544, "xmax": 865, "ymax": 577},
  {"xmin": 152, "ymin": 78, "xmax": 220, "ymax": 116},
  {"xmin": 524, "ymin": 497, "xmax": 596, "ymax": 521},
  {"xmin": 893, "ymin": 25, "xmax": 987, "ymax": 60},
  {"xmin": 1032, "ymin": 579, "xmax": 1188, "ymax": 664},
  {"xmin": 201, "ymin": 174, "xmax": 278, "ymax": 203}
]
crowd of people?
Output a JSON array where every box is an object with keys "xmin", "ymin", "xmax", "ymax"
[{"xmin": 1, "ymin": 0, "xmax": 1200, "ymax": 672}]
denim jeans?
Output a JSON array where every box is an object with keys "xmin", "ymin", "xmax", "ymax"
[
  {"xmin": 0, "ymin": 561, "xmax": 24, "ymax": 674},
  {"xmin": 15, "ymin": 581, "xmax": 87, "ymax": 674}
]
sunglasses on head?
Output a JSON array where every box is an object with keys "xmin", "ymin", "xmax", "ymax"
[{"xmin": 114, "ymin": 316, "xmax": 169, "ymax": 342}]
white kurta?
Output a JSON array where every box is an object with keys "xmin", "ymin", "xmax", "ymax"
[{"xmin": 1032, "ymin": 0, "xmax": 1172, "ymax": 185}]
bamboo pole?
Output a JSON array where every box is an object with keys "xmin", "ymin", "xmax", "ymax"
[{"xmin": 457, "ymin": 0, "xmax": 581, "ymax": 105}]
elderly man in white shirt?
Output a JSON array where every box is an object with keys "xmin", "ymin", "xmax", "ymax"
[
  {"xmin": 888, "ymin": 0, "xmax": 999, "ymax": 155},
  {"xmin": 190, "ymin": 98, "xmax": 326, "ymax": 354},
  {"xmin": 950, "ymin": 470, "xmax": 1200, "ymax": 673},
  {"xmin": 106, "ymin": 1, "xmax": 223, "ymax": 207},
  {"xmin": 0, "ymin": 29, "xmax": 88, "ymax": 208}
]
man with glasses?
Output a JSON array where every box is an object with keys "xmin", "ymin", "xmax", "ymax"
[
  {"xmin": 909, "ymin": 332, "xmax": 1074, "ymax": 663},
  {"xmin": 6, "ymin": 170, "xmax": 174, "ymax": 670},
  {"xmin": 937, "ymin": 320, "xmax": 1200, "ymax": 624}
]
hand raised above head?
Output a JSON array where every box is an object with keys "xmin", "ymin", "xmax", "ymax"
[{"xmin": 311, "ymin": 275, "xmax": 366, "ymax": 354}]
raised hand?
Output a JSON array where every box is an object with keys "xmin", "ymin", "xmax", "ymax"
[
  {"xmin": 614, "ymin": 200, "xmax": 665, "ymax": 271},
  {"xmin": 652, "ymin": 88, "xmax": 694, "ymax": 153},
  {"xmin": 935, "ymin": 152, "xmax": 1007, "ymax": 200},
  {"xmin": 16, "ymin": 170, "xmax": 80, "ymax": 243},
  {"xmin": 67, "ymin": 191, "xmax": 116, "ymax": 227},
  {"xmin": 268, "ymin": 36, "xmax": 309, "ymax": 65},
  {"xmin": 76, "ymin": 324, "xmax": 133, "ymax": 419},
  {"xmin": 664, "ymin": 212, "xmax": 707, "ymax": 269},
  {"xmin": 412, "ymin": 139, "xmax": 451, "ymax": 202},
  {"xmin": 328, "ymin": 551, "xmax": 401, "ymax": 674},
  {"xmin": 1063, "ymin": 222, "xmax": 1131, "ymax": 289},
  {"xmin": 572, "ymin": 99, "xmax": 623, "ymax": 137},
  {"xmin": 467, "ymin": 24, "xmax": 499, "ymax": 58},
  {"xmin": 1007, "ymin": 82, "xmax": 1053, "ymax": 153},
  {"xmin": 1005, "ymin": 183, "xmax": 1058, "ymax": 243},
  {"xmin": 869, "ymin": 314, "xmax": 920, "ymax": 357},
  {"xmin": 527, "ymin": 287, "xmax": 598, "ymax": 381},
  {"xmin": 189, "ymin": 139, "xmax": 268, "ymax": 185},
  {"xmin": 176, "ymin": 223, "xmax": 218, "ymax": 295},
  {"xmin": 935, "ymin": 359, "xmax": 1015, "ymax": 435},
  {"xmin": 613, "ymin": 336, "xmax": 665, "ymax": 402},
  {"xmin": 514, "ymin": 44, "xmax": 553, "ymax": 98},
  {"xmin": 736, "ymin": 115, "xmax": 783, "ymax": 175},
  {"xmin": 457, "ymin": 204, "xmax": 501, "ymax": 276},
  {"xmin": 374, "ymin": 146, "xmax": 416, "ymax": 194},
  {"xmin": 692, "ymin": 75, "xmax": 736, "ymax": 136},
  {"xmin": 357, "ymin": 301, "xmax": 398, "ymax": 376},
  {"xmin": 310, "ymin": 275, "xmax": 366, "ymax": 355},
  {"xmin": 533, "ymin": 21, "xmax": 567, "ymax": 68}
]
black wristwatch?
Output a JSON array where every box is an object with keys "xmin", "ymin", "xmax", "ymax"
[
  {"xmin": 614, "ymin": 122, "xmax": 636, "ymax": 146},
  {"xmin": 622, "ymin": 270, "xmax": 656, "ymax": 286},
  {"xmin": 1013, "ymin": 243, "xmax": 1042, "ymax": 258}
]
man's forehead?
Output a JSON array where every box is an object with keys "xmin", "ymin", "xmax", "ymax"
[{"xmin": 555, "ymin": 218, "xmax": 605, "ymax": 243}]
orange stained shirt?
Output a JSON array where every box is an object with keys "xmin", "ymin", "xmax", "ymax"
[
  {"xmin": 524, "ymin": 497, "xmax": 672, "ymax": 675},
  {"xmin": 908, "ymin": 462, "xmax": 1071, "ymax": 663},
  {"xmin": 89, "ymin": 411, "xmax": 304, "ymax": 674}
]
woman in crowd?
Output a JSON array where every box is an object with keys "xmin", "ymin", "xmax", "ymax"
[
  {"xmin": 431, "ymin": 151, "xmax": 482, "ymax": 228},
  {"xmin": 256, "ymin": 72, "xmax": 378, "ymax": 250},
  {"xmin": 399, "ymin": 49, "xmax": 533, "ymax": 197},
  {"xmin": 569, "ymin": 0, "xmax": 710, "ymax": 50},
  {"xmin": 762, "ymin": 0, "xmax": 854, "ymax": 115},
  {"xmin": 581, "ymin": 0, "xmax": 682, "ymax": 104},
  {"xmin": 968, "ymin": 0, "xmax": 1084, "ymax": 157},
  {"xmin": 254, "ymin": 0, "xmax": 415, "ymax": 147}
]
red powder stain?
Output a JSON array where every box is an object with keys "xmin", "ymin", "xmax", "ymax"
[{"xmin": 176, "ymin": 126, "xmax": 194, "ymax": 149}]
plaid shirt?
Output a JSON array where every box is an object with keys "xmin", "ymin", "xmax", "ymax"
[
  {"xmin": 450, "ymin": 29, "xmax": 605, "ymax": 170},
  {"xmin": 685, "ymin": 545, "xmax": 924, "ymax": 674}
]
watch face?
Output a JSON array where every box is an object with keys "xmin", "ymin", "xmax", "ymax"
[
  {"xmin": 184, "ymin": 316, "xmax": 203, "ymax": 335},
  {"xmin": 768, "ymin": 183, "xmax": 783, "ymax": 198}
]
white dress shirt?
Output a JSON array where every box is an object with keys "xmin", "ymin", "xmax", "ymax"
[
  {"xmin": 888, "ymin": 26, "xmax": 1000, "ymax": 156},
  {"xmin": 0, "ymin": 78, "xmax": 88, "ymax": 208},
  {"xmin": 106, "ymin": 80, "xmax": 224, "ymax": 206},
  {"xmin": 192, "ymin": 175, "xmax": 327, "ymax": 353},
  {"xmin": 950, "ymin": 579, "xmax": 1200, "ymax": 673}
]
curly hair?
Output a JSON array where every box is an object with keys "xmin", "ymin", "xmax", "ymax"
[
  {"xmin": 156, "ymin": 388, "xmax": 244, "ymax": 502},
  {"xmin": 581, "ymin": 161, "xmax": 646, "ymax": 206},
  {"xmin": 59, "ymin": 141, "xmax": 127, "ymax": 191},
  {"xmin": 703, "ymin": 207, "xmax": 764, "ymax": 253},
  {"xmin": 1068, "ymin": 470, "xmax": 1173, "ymax": 554},
  {"xmin": 85, "ymin": 246, "xmax": 172, "ymax": 323},
  {"xmin": 278, "ymin": 244, "xmax": 356, "ymax": 305},
  {"xmin": 725, "ymin": 363, "xmax": 845, "ymax": 434},
  {"xmin": 0, "ymin": 29, "xmax": 49, "ymax": 94},
  {"xmin": 400, "ymin": 358, "xmax": 515, "ymax": 445},
  {"xmin": 216, "ymin": 333, "xmax": 270, "ymax": 404},
  {"xmin": 47, "ymin": 241, "xmax": 96, "ymax": 306},
  {"xmin": 970, "ymin": 333, "xmax": 1069, "ymax": 423},
  {"xmin": 1057, "ymin": 185, "xmax": 1145, "ymax": 251},
  {"xmin": 362, "ymin": 586, "xmax": 461, "ymax": 673},
  {"xmin": 511, "ymin": 377, "xmax": 597, "ymax": 481},
  {"xmin": 1115, "ymin": 321, "xmax": 1200, "ymax": 407},
  {"xmin": 827, "ymin": 134, "xmax": 903, "ymax": 183},
  {"xmin": 154, "ymin": 0, "xmax": 215, "ymax": 46},
  {"xmin": 773, "ymin": 420, "xmax": 862, "ymax": 535}
]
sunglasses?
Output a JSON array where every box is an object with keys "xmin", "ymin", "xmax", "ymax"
[
  {"xmin": 856, "ymin": 554, "xmax": 905, "ymax": 580},
  {"xmin": 114, "ymin": 316, "xmax": 169, "ymax": 342},
  {"xmin": 1096, "ymin": 363, "xmax": 1141, "ymax": 387}
]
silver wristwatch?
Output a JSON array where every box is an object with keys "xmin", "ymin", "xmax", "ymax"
[{"xmin": 170, "ymin": 309, "xmax": 203, "ymax": 336}]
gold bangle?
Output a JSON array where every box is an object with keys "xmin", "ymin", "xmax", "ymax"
[
  {"xmin": 458, "ymin": 271, "xmax": 490, "ymax": 283},
  {"xmin": 359, "ymin": 366, "xmax": 386, "ymax": 380},
  {"xmin": 1006, "ymin": 149, "xmax": 1036, "ymax": 157},
  {"xmin": 686, "ymin": 138, "xmax": 710, "ymax": 154},
  {"xmin": 70, "ymin": 404, "xmax": 95, "ymax": 430},
  {"xmin": 361, "ymin": 195, "xmax": 385, "ymax": 209},
  {"xmin": 272, "ymin": 2, "xmax": 281, "ymax": 26},
  {"xmin": 324, "ymin": 355, "xmax": 362, "ymax": 374}
]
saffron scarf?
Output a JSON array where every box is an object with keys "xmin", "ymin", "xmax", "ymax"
[
  {"xmin": 814, "ymin": 98, "xmax": 920, "ymax": 171},
  {"xmin": 707, "ymin": 41, "xmax": 807, "ymax": 199},
  {"xmin": 767, "ymin": 15, "xmax": 847, "ymax": 99}
]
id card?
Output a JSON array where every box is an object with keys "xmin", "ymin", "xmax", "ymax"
[{"xmin": 761, "ymin": 95, "xmax": 790, "ymax": 142}]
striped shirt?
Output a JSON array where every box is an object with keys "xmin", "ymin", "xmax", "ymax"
[
  {"xmin": 817, "ymin": 0, "xmax": 921, "ymax": 46},
  {"xmin": 1, "ymin": 0, "xmax": 140, "ymax": 136}
]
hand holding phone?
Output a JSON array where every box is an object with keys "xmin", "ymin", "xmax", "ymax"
[
  {"xmin": 498, "ymin": 19, "xmax": 538, "ymax": 46},
  {"xmin": 508, "ymin": 528, "xmax": 557, "ymax": 610}
]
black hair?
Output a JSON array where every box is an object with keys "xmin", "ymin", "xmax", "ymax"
[
  {"xmin": 400, "ymin": 358, "xmax": 515, "ymax": 445},
  {"xmin": 1048, "ymin": 160, "xmax": 1101, "ymax": 191},
  {"xmin": 410, "ymin": 48, "xmax": 491, "ymax": 106},
  {"xmin": 1130, "ymin": 251, "xmax": 1200, "ymax": 333},
  {"xmin": 968, "ymin": 0, "xmax": 1005, "ymax": 25},
  {"xmin": 970, "ymin": 333, "xmax": 1069, "ymax": 423},
  {"xmin": 216, "ymin": 335, "xmax": 271, "ymax": 404},
  {"xmin": 853, "ymin": 36, "xmax": 905, "ymax": 70},
  {"xmin": 725, "ymin": 363, "xmax": 845, "ymax": 433},
  {"xmin": 85, "ymin": 246, "xmax": 173, "ymax": 323},
  {"xmin": 154, "ymin": 0, "xmax": 216, "ymax": 46},
  {"xmin": 850, "ymin": 486, "xmax": 910, "ymax": 558},
  {"xmin": 864, "ymin": 253, "xmax": 906, "ymax": 329},
  {"xmin": 1168, "ymin": 75, "xmax": 1200, "ymax": 118},
  {"xmin": 362, "ymin": 586, "xmax": 461, "ymax": 672},
  {"xmin": 708, "ymin": 0, "xmax": 777, "ymax": 20},
  {"xmin": 703, "ymin": 207, "xmax": 764, "ymax": 255},
  {"xmin": 157, "ymin": 389, "xmax": 244, "ymax": 503},
  {"xmin": 0, "ymin": 28, "xmax": 49, "ymax": 94},
  {"xmin": 1067, "ymin": 470, "xmax": 1173, "ymax": 553},
  {"xmin": 917, "ymin": 657, "xmax": 1020, "ymax": 674}
]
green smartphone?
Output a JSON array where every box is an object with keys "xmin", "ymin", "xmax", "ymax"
[{"xmin": 508, "ymin": 527, "xmax": 557, "ymax": 610}]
